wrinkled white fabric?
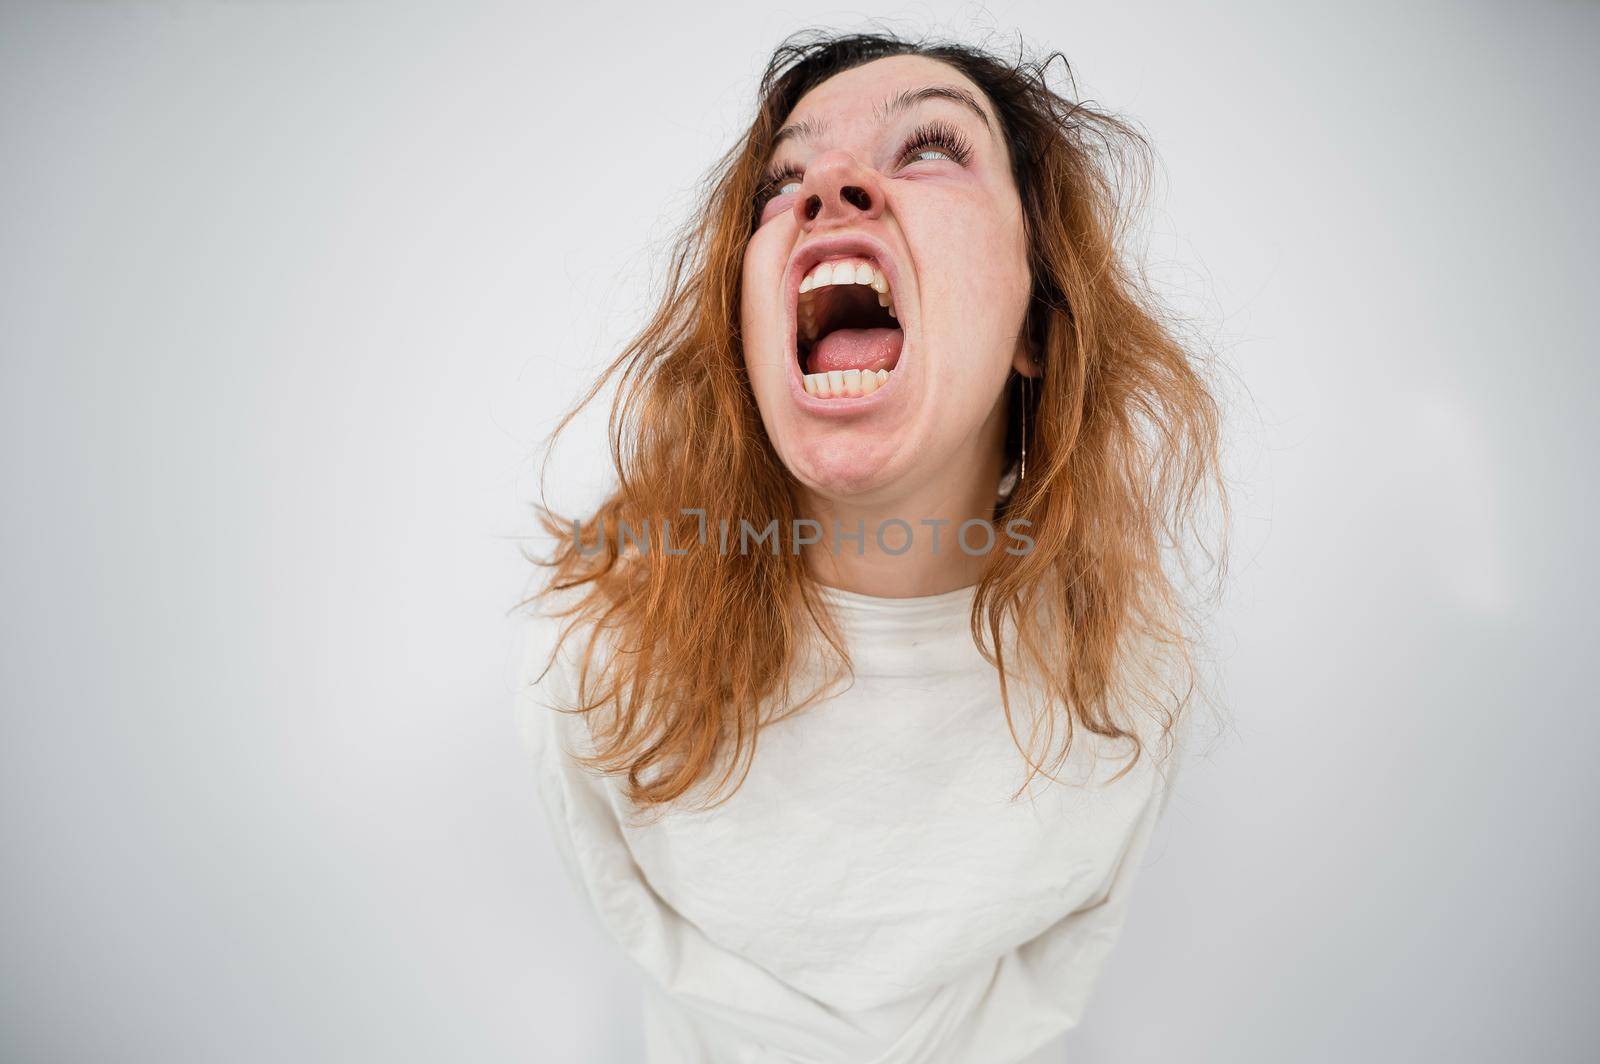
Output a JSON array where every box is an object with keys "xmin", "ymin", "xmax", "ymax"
[{"xmin": 513, "ymin": 582, "xmax": 1185, "ymax": 1063}]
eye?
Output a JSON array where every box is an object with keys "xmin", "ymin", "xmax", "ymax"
[
  {"xmin": 895, "ymin": 120, "xmax": 975, "ymax": 169},
  {"xmin": 756, "ymin": 164, "xmax": 803, "ymax": 212}
]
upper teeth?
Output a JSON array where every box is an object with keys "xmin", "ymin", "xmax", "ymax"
[{"xmin": 798, "ymin": 258, "xmax": 896, "ymax": 322}]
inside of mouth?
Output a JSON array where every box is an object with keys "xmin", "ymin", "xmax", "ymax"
[{"xmin": 797, "ymin": 283, "xmax": 904, "ymax": 381}]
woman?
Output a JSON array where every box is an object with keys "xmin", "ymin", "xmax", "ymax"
[{"xmin": 515, "ymin": 29, "xmax": 1226, "ymax": 1063}]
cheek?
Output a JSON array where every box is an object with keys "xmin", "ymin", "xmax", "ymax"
[
  {"xmin": 739, "ymin": 230, "xmax": 799, "ymax": 449},
  {"xmin": 913, "ymin": 192, "xmax": 1030, "ymax": 370},
  {"xmin": 740, "ymin": 227, "xmax": 789, "ymax": 368}
]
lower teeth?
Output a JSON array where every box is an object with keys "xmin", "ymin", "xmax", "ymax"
[{"xmin": 802, "ymin": 367, "xmax": 890, "ymax": 399}]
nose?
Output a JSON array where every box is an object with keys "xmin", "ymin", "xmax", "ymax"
[{"xmin": 793, "ymin": 150, "xmax": 884, "ymax": 229}]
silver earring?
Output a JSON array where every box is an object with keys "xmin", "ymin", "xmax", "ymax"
[{"xmin": 1019, "ymin": 373, "xmax": 1030, "ymax": 485}]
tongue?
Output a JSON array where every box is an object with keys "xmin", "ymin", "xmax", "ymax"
[{"xmin": 805, "ymin": 327, "xmax": 903, "ymax": 375}]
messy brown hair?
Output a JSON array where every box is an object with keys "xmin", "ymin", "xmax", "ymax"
[{"xmin": 519, "ymin": 29, "xmax": 1228, "ymax": 809}]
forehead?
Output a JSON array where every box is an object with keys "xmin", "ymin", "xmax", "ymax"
[{"xmin": 783, "ymin": 54, "xmax": 998, "ymax": 129}]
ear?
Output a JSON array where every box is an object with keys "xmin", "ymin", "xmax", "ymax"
[
  {"xmin": 1011, "ymin": 304, "xmax": 1043, "ymax": 377},
  {"xmin": 1011, "ymin": 341, "xmax": 1042, "ymax": 379}
]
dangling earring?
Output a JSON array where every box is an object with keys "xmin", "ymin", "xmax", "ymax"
[{"xmin": 1019, "ymin": 372, "xmax": 1030, "ymax": 485}]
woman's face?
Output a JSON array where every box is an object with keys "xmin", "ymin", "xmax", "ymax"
[{"xmin": 740, "ymin": 55, "xmax": 1032, "ymax": 506}]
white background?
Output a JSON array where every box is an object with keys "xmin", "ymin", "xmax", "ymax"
[{"xmin": 2, "ymin": 1, "xmax": 1596, "ymax": 1060}]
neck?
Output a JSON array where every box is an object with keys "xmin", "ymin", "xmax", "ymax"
[{"xmin": 799, "ymin": 423, "xmax": 1006, "ymax": 599}]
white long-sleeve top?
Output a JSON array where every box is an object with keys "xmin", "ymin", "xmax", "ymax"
[{"xmin": 513, "ymin": 581, "xmax": 1186, "ymax": 1063}]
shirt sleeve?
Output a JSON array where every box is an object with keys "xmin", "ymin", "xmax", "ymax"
[
  {"xmin": 510, "ymin": 605, "xmax": 889, "ymax": 1063},
  {"xmin": 936, "ymin": 683, "xmax": 1195, "ymax": 1063}
]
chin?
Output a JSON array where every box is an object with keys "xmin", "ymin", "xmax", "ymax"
[{"xmin": 782, "ymin": 427, "xmax": 909, "ymax": 500}]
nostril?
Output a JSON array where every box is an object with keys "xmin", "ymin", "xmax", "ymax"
[
  {"xmin": 803, "ymin": 194, "xmax": 822, "ymax": 221},
  {"xmin": 840, "ymin": 186, "xmax": 871, "ymax": 211}
]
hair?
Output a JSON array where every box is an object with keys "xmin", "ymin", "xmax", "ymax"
[{"xmin": 518, "ymin": 28, "xmax": 1228, "ymax": 810}]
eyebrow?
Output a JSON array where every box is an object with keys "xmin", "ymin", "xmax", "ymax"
[{"xmin": 771, "ymin": 84, "xmax": 994, "ymax": 149}]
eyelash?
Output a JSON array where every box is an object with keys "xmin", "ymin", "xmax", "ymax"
[
  {"xmin": 897, "ymin": 120, "xmax": 974, "ymax": 168},
  {"xmin": 754, "ymin": 120, "xmax": 974, "ymax": 211}
]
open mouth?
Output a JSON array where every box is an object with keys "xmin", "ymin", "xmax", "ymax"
[{"xmin": 795, "ymin": 257, "xmax": 904, "ymax": 399}]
